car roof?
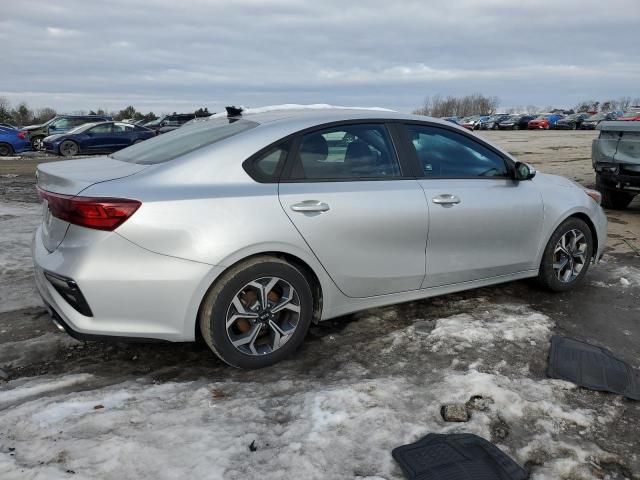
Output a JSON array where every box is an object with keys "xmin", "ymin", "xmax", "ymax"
[{"xmin": 202, "ymin": 106, "xmax": 455, "ymax": 131}]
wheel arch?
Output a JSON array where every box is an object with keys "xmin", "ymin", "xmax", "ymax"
[
  {"xmin": 567, "ymin": 212, "xmax": 598, "ymax": 258},
  {"xmin": 194, "ymin": 250, "xmax": 325, "ymax": 341}
]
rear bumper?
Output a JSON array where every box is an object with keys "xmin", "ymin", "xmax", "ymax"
[{"xmin": 32, "ymin": 225, "xmax": 221, "ymax": 342}]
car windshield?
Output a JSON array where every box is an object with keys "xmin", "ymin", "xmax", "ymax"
[
  {"xmin": 111, "ymin": 118, "xmax": 258, "ymax": 164},
  {"xmin": 144, "ymin": 118, "xmax": 163, "ymax": 127}
]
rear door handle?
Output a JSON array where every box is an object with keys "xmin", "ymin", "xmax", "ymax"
[
  {"xmin": 432, "ymin": 194, "xmax": 461, "ymax": 205},
  {"xmin": 290, "ymin": 200, "xmax": 330, "ymax": 212}
]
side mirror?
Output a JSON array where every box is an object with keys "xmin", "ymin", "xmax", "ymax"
[{"xmin": 514, "ymin": 162, "xmax": 536, "ymax": 180}]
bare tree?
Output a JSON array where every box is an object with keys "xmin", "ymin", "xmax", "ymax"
[
  {"xmin": 0, "ymin": 96, "xmax": 12, "ymax": 124},
  {"xmin": 34, "ymin": 107, "xmax": 57, "ymax": 123},
  {"xmin": 413, "ymin": 93, "xmax": 500, "ymax": 117}
]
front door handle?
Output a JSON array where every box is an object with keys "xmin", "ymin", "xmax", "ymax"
[
  {"xmin": 290, "ymin": 200, "xmax": 330, "ymax": 212},
  {"xmin": 432, "ymin": 194, "xmax": 461, "ymax": 205}
]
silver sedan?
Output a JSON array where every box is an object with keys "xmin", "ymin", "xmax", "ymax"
[{"xmin": 32, "ymin": 107, "xmax": 607, "ymax": 368}]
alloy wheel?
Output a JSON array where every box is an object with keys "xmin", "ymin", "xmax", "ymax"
[
  {"xmin": 32, "ymin": 137, "xmax": 43, "ymax": 150},
  {"xmin": 225, "ymin": 276, "xmax": 301, "ymax": 356},
  {"xmin": 60, "ymin": 141, "xmax": 78, "ymax": 157},
  {"xmin": 553, "ymin": 229, "xmax": 588, "ymax": 283}
]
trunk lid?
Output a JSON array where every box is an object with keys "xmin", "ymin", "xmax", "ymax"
[{"xmin": 37, "ymin": 157, "xmax": 147, "ymax": 252}]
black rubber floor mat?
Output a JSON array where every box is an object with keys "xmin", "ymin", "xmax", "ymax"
[
  {"xmin": 547, "ymin": 335, "xmax": 640, "ymax": 400},
  {"xmin": 392, "ymin": 433, "xmax": 527, "ymax": 480}
]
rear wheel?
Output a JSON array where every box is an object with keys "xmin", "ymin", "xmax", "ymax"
[
  {"xmin": 538, "ymin": 218, "xmax": 593, "ymax": 292},
  {"xmin": 199, "ymin": 256, "xmax": 314, "ymax": 369},
  {"xmin": 596, "ymin": 174, "xmax": 635, "ymax": 209},
  {"xmin": 0, "ymin": 143, "xmax": 14, "ymax": 156},
  {"xmin": 59, "ymin": 140, "xmax": 79, "ymax": 157}
]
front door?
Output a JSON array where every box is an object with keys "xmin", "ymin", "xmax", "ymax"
[
  {"xmin": 402, "ymin": 123, "xmax": 544, "ymax": 287},
  {"xmin": 278, "ymin": 123, "xmax": 428, "ymax": 298}
]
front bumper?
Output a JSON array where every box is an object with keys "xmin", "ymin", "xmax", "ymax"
[{"xmin": 32, "ymin": 225, "xmax": 220, "ymax": 342}]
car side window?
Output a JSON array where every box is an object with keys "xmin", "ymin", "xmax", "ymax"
[
  {"xmin": 406, "ymin": 124, "xmax": 508, "ymax": 178},
  {"xmin": 292, "ymin": 124, "xmax": 401, "ymax": 180},
  {"xmin": 51, "ymin": 118, "xmax": 71, "ymax": 129},
  {"xmin": 244, "ymin": 142, "xmax": 289, "ymax": 182},
  {"xmin": 88, "ymin": 124, "xmax": 113, "ymax": 134},
  {"xmin": 113, "ymin": 123, "xmax": 134, "ymax": 133}
]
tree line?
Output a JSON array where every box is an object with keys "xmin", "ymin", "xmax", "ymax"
[
  {"xmin": 413, "ymin": 94, "xmax": 640, "ymax": 118},
  {"xmin": 0, "ymin": 96, "xmax": 212, "ymax": 127}
]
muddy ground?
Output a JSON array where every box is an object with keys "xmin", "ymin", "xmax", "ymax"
[{"xmin": 0, "ymin": 131, "xmax": 639, "ymax": 479}]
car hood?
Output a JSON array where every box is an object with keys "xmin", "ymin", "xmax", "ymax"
[
  {"xmin": 43, "ymin": 134, "xmax": 66, "ymax": 142},
  {"xmin": 21, "ymin": 123, "xmax": 45, "ymax": 131}
]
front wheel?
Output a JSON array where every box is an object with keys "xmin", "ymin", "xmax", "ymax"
[
  {"xmin": 538, "ymin": 218, "xmax": 593, "ymax": 292},
  {"xmin": 199, "ymin": 256, "xmax": 314, "ymax": 369}
]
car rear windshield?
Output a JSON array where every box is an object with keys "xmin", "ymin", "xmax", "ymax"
[{"xmin": 110, "ymin": 118, "xmax": 258, "ymax": 165}]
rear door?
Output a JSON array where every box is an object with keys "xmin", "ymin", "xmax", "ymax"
[
  {"xmin": 278, "ymin": 122, "xmax": 428, "ymax": 298},
  {"xmin": 84, "ymin": 123, "xmax": 115, "ymax": 152},
  {"xmin": 112, "ymin": 122, "xmax": 137, "ymax": 150},
  {"xmin": 401, "ymin": 123, "xmax": 543, "ymax": 287}
]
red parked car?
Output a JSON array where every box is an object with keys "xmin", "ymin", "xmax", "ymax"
[
  {"xmin": 618, "ymin": 112, "xmax": 640, "ymax": 121},
  {"xmin": 527, "ymin": 114, "xmax": 563, "ymax": 130}
]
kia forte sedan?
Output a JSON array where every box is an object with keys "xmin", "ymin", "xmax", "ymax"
[{"xmin": 33, "ymin": 107, "xmax": 607, "ymax": 368}]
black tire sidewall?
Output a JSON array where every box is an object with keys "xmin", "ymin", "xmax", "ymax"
[
  {"xmin": 204, "ymin": 260, "xmax": 313, "ymax": 369},
  {"xmin": 60, "ymin": 141, "xmax": 78, "ymax": 156},
  {"xmin": 539, "ymin": 218, "xmax": 593, "ymax": 292},
  {"xmin": 0, "ymin": 143, "xmax": 13, "ymax": 156}
]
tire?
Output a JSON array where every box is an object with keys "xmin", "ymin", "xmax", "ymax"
[
  {"xmin": 601, "ymin": 189, "xmax": 635, "ymax": 209},
  {"xmin": 571, "ymin": 123, "xmax": 577, "ymax": 130},
  {"xmin": 0, "ymin": 143, "xmax": 14, "ymax": 157},
  {"xmin": 596, "ymin": 174, "xmax": 635, "ymax": 209},
  {"xmin": 59, "ymin": 140, "xmax": 79, "ymax": 157},
  {"xmin": 199, "ymin": 256, "xmax": 314, "ymax": 369},
  {"xmin": 31, "ymin": 136, "xmax": 45, "ymax": 151},
  {"xmin": 537, "ymin": 217, "xmax": 593, "ymax": 292}
]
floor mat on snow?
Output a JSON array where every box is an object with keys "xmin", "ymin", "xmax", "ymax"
[
  {"xmin": 392, "ymin": 433, "xmax": 527, "ymax": 480},
  {"xmin": 547, "ymin": 335, "xmax": 640, "ymax": 400}
]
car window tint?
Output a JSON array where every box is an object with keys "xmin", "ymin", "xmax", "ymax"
[
  {"xmin": 407, "ymin": 125, "xmax": 508, "ymax": 178},
  {"xmin": 294, "ymin": 124, "xmax": 400, "ymax": 180},
  {"xmin": 245, "ymin": 143, "xmax": 289, "ymax": 182},
  {"xmin": 113, "ymin": 123, "xmax": 134, "ymax": 132},
  {"xmin": 111, "ymin": 118, "xmax": 258, "ymax": 165},
  {"xmin": 89, "ymin": 124, "xmax": 112, "ymax": 134}
]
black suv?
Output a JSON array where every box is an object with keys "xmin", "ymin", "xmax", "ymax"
[
  {"xmin": 143, "ymin": 114, "xmax": 197, "ymax": 135},
  {"xmin": 21, "ymin": 115, "xmax": 112, "ymax": 150}
]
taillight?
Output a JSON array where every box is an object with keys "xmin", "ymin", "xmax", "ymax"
[
  {"xmin": 37, "ymin": 187, "xmax": 141, "ymax": 231},
  {"xmin": 18, "ymin": 131, "xmax": 27, "ymax": 140}
]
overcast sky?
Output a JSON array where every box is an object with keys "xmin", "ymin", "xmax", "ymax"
[{"xmin": 1, "ymin": 0, "xmax": 639, "ymax": 114}]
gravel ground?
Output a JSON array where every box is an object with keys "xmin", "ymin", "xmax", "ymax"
[{"xmin": 0, "ymin": 131, "xmax": 639, "ymax": 479}]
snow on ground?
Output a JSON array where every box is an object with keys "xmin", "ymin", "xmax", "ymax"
[
  {"xmin": 0, "ymin": 202, "xmax": 42, "ymax": 313},
  {"xmin": 0, "ymin": 302, "xmax": 623, "ymax": 479}
]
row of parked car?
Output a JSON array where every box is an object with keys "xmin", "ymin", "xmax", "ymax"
[
  {"xmin": 0, "ymin": 112, "xmax": 205, "ymax": 157},
  {"xmin": 445, "ymin": 110, "xmax": 640, "ymax": 131}
]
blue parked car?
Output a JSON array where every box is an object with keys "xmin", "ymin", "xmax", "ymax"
[
  {"xmin": 43, "ymin": 121, "xmax": 155, "ymax": 156},
  {"xmin": 0, "ymin": 126, "xmax": 32, "ymax": 156}
]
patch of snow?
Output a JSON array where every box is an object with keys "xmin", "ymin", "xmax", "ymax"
[
  {"xmin": 208, "ymin": 103, "xmax": 395, "ymax": 119},
  {"xmin": 0, "ymin": 374, "xmax": 93, "ymax": 406},
  {"xmin": 611, "ymin": 266, "xmax": 640, "ymax": 287},
  {"xmin": 0, "ymin": 202, "xmax": 43, "ymax": 313},
  {"xmin": 0, "ymin": 302, "xmax": 622, "ymax": 479}
]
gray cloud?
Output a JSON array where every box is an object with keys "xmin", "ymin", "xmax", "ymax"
[{"xmin": 2, "ymin": 0, "xmax": 639, "ymax": 113}]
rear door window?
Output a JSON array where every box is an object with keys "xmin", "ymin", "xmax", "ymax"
[
  {"xmin": 290, "ymin": 124, "xmax": 401, "ymax": 180},
  {"xmin": 111, "ymin": 118, "xmax": 258, "ymax": 164}
]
